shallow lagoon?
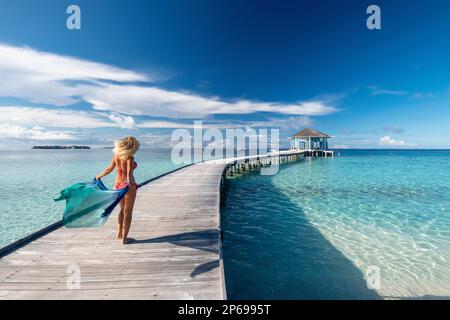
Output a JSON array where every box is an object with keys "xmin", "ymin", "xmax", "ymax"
[{"xmin": 221, "ymin": 150, "xmax": 450, "ymax": 299}]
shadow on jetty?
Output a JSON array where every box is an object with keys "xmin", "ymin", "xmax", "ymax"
[
  {"xmin": 220, "ymin": 163, "xmax": 381, "ymax": 300},
  {"xmin": 190, "ymin": 260, "xmax": 220, "ymax": 278},
  {"xmin": 130, "ymin": 230, "xmax": 219, "ymax": 254},
  {"xmin": 131, "ymin": 230, "xmax": 220, "ymax": 278}
]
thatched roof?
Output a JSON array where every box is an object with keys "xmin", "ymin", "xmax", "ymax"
[{"xmin": 291, "ymin": 128, "xmax": 330, "ymax": 138}]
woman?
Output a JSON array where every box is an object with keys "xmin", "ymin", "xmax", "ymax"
[{"xmin": 96, "ymin": 136, "xmax": 140, "ymax": 244}]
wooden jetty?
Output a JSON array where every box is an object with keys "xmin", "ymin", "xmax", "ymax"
[
  {"xmin": 0, "ymin": 150, "xmax": 307, "ymax": 300},
  {"xmin": 305, "ymin": 150, "xmax": 334, "ymax": 158}
]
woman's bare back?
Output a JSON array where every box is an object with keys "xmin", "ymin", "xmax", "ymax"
[{"xmin": 114, "ymin": 156, "xmax": 136, "ymax": 188}]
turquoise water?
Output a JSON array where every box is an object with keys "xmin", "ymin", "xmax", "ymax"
[
  {"xmin": 0, "ymin": 148, "xmax": 182, "ymax": 247},
  {"xmin": 221, "ymin": 150, "xmax": 450, "ymax": 299}
]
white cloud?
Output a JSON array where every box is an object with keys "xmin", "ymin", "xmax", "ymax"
[
  {"xmin": 139, "ymin": 120, "xmax": 249, "ymax": 129},
  {"xmin": 138, "ymin": 117, "xmax": 311, "ymax": 130},
  {"xmin": 0, "ymin": 106, "xmax": 114, "ymax": 128},
  {"xmin": 108, "ymin": 113, "xmax": 137, "ymax": 129},
  {"xmin": 0, "ymin": 44, "xmax": 147, "ymax": 82},
  {"xmin": 411, "ymin": 92, "xmax": 434, "ymax": 99},
  {"xmin": 138, "ymin": 133, "xmax": 173, "ymax": 147},
  {"xmin": 0, "ymin": 106, "xmax": 239, "ymax": 130},
  {"xmin": 0, "ymin": 43, "xmax": 148, "ymax": 106},
  {"xmin": 247, "ymin": 116, "xmax": 311, "ymax": 130},
  {"xmin": 0, "ymin": 43, "xmax": 338, "ymax": 119},
  {"xmin": 379, "ymin": 136, "xmax": 409, "ymax": 147},
  {"xmin": 0, "ymin": 124, "xmax": 78, "ymax": 140},
  {"xmin": 330, "ymin": 144, "xmax": 350, "ymax": 149},
  {"xmin": 139, "ymin": 120, "xmax": 204, "ymax": 129},
  {"xmin": 82, "ymin": 84, "xmax": 336, "ymax": 119},
  {"xmin": 0, "ymin": 105, "xmax": 300, "ymax": 131},
  {"xmin": 368, "ymin": 86, "xmax": 409, "ymax": 96},
  {"xmin": 369, "ymin": 86, "xmax": 436, "ymax": 100},
  {"xmin": 0, "ymin": 106, "xmax": 146, "ymax": 130}
]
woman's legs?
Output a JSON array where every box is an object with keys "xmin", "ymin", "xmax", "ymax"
[
  {"xmin": 117, "ymin": 199, "xmax": 125, "ymax": 239},
  {"xmin": 122, "ymin": 184, "xmax": 137, "ymax": 244}
]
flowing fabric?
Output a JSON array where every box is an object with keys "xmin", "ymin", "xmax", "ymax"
[{"xmin": 54, "ymin": 179, "xmax": 129, "ymax": 228}]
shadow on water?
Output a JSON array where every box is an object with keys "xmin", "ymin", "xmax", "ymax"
[{"xmin": 221, "ymin": 163, "xmax": 381, "ymax": 300}]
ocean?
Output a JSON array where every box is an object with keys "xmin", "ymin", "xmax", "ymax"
[{"xmin": 221, "ymin": 149, "xmax": 450, "ymax": 299}]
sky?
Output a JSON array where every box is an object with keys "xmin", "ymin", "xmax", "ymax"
[{"xmin": 0, "ymin": 0, "xmax": 449, "ymax": 149}]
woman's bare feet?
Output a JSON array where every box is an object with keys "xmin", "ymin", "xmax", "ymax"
[
  {"xmin": 122, "ymin": 237, "xmax": 134, "ymax": 245},
  {"xmin": 117, "ymin": 232, "xmax": 123, "ymax": 239}
]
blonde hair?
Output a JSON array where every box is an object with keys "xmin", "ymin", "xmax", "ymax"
[{"xmin": 113, "ymin": 136, "xmax": 140, "ymax": 159}]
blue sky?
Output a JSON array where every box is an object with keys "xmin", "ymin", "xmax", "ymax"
[{"xmin": 0, "ymin": 0, "xmax": 449, "ymax": 149}]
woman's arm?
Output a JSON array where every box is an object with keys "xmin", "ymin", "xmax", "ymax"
[
  {"xmin": 126, "ymin": 157, "xmax": 136, "ymax": 184},
  {"xmin": 95, "ymin": 158, "xmax": 116, "ymax": 180}
]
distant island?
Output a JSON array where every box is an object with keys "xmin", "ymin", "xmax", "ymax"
[{"xmin": 32, "ymin": 146, "xmax": 91, "ymax": 150}]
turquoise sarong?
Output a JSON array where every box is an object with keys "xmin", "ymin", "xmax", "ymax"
[{"xmin": 55, "ymin": 179, "xmax": 129, "ymax": 228}]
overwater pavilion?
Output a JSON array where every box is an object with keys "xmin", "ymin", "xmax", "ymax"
[{"xmin": 290, "ymin": 128, "xmax": 333, "ymax": 157}]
